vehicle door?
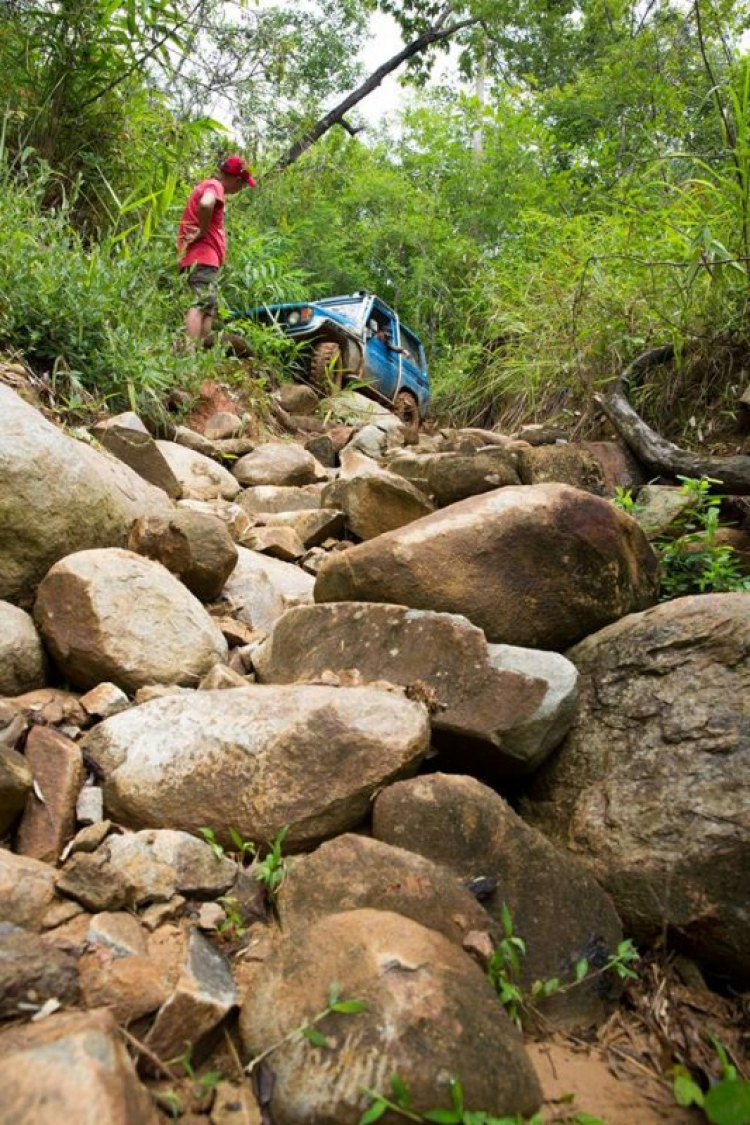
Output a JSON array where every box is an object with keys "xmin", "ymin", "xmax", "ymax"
[
  {"xmin": 396, "ymin": 326, "xmax": 429, "ymax": 415},
  {"xmin": 363, "ymin": 302, "xmax": 400, "ymax": 402}
]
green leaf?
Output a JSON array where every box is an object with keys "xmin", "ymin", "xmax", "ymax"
[
  {"xmin": 673, "ymin": 1072, "xmax": 704, "ymax": 1108},
  {"xmin": 704, "ymin": 1079, "xmax": 750, "ymax": 1125},
  {"xmin": 302, "ymin": 1027, "xmax": 330, "ymax": 1049},
  {"xmin": 575, "ymin": 958, "xmax": 589, "ymax": 983},
  {"xmin": 423, "ymin": 1111, "xmax": 462, "ymax": 1124},
  {"xmin": 330, "ymin": 999, "xmax": 368, "ymax": 1014},
  {"xmin": 390, "ymin": 1074, "xmax": 411, "ymax": 1108},
  {"xmin": 359, "ymin": 1101, "xmax": 388, "ymax": 1125},
  {"xmin": 573, "ymin": 1114, "xmax": 609, "ymax": 1125},
  {"xmin": 450, "ymin": 1077, "xmax": 464, "ymax": 1114}
]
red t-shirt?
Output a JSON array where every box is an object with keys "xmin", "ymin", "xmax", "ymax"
[{"xmin": 177, "ymin": 178, "xmax": 226, "ymax": 269}]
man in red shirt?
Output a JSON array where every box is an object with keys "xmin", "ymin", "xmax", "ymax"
[{"xmin": 177, "ymin": 154, "xmax": 256, "ymax": 341}]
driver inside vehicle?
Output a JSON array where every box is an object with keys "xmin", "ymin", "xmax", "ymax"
[{"xmin": 372, "ymin": 321, "xmax": 407, "ymax": 354}]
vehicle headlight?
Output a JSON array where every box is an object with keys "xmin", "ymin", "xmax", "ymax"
[{"xmin": 287, "ymin": 310, "xmax": 301, "ymax": 326}]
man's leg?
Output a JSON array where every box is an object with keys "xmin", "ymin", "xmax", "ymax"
[{"xmin": 183, "ymin": 266, "xmax": 219, "ymax": 341}]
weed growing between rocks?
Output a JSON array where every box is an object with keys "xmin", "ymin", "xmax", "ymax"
[
  {"xmin": 198, "ymin": 824, "xmax": 289, "ymax": 899},
  {"xmin": 486, "ymin": 903, "xmax": 640, "ymax": 1027},
  {"xmin": 612, "ymin": 476, "xmax": 750, "ymax": 598},
  {"xmin": 359, "ymin": 1074, "xmax": 604, "ymax": 1125}
]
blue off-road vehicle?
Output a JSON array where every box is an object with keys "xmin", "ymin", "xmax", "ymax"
[{"xmin": 249, "ymin": 292, "xmax": 429, "ymax": 427}]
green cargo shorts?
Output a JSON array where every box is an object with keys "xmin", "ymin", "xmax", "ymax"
[{"xmin": 180, "ymin": 263, "xmax": 220, "ymax": 315}]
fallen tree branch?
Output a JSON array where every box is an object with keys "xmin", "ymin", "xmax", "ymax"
[
  {"xmin": 267, "ymin": 6, "xmax": 477, "ymax": 174},
  {"xmin": 595, "ymin": 345, "xmax": 750, "ymax": 494}
]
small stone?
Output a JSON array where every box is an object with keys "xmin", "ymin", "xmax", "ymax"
[
  {"xmin": 0, "ymin": 601, "xmax": 47, "ymax": 695},
  {"xmin": 140, "ymin": 895, "xmax": 187, "ymax": 932},
  {"xmin": 211, "ymin": 1081, "xmax": 262, "ymax": 1125},
  {"xmin": 79, "ymin": 682, "xmax": 130, "ymax": 720},
  {"xmin": 239, "ymin": 526, "xmax": 306, "ymax": 561},
  {"xmin": 197, "ymin": 902, "xmax": 227, "ymax": 931},
  {"xmin": 0, "ymin": 850, "xmax": 58, "ymax": 931},
  {"xmin": 76, "ymin": 787, "xmax": 105, "ymax": 827},
  {"xmin": 133, "ymin": 684, "xmax": 186, "ymax": 704},
  {"xmin": 213, "ymin": 618, "xmax": 260, "ymax": 648},
  {"xmin": 204, "ymin": 412, "xmax": 244, "ymax": 441},
  {"xmin": 198, "ymin": 665, "xmax": 249, "ymax": 690}
]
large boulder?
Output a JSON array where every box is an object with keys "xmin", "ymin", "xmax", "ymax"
[
  {"xmin": 232, "ymin": 442, "xmax": 322, "ymax": 488},
  {"xmin": 82, "ymin": 685, "xmax": 430, "ymax": 850},
  {"xmin": 254, "ymin": 603, "xmax": 578, "ymax": 777},
  {"xmin": 372, "ymin": 774, "xmax": 624, "ymax": 1030},
  {"xmin": 0, "ymin": 1009, "xmax": 157, "ymax": 1124},
  {"xmin": 315, "ymin": 484, "xmax": 659, "ymax": 650},
  {"xmin": 239, "ymin": 909, "xmax": 542, "ymax": 1124},
  {"xmin": 127, "ymin": 510, "xmax": 238, "ymax": 601},
  {"xmin": 322, "ymin": 471, "xmax": 434, "ymax": 541},
  {"xmin": 34, "ymin": 548, "xmax": 228, "ymax": 692},
  {"xmin": 0, "ymin": 602, "xmax": 46, "ymax": 694},
  {"xmin": 0, "ymin": 385, "xmax": 170, "ymax": 604},
  {"xmin": 155, "ymin": 440, "xmax": 241, "ymax": 500},
  {"xmin": 276, "ymin": 834, "xmax": 493, "ymax": 946},
  {"xmin": 220, "ymin": 545, "xmax": 314, "ymax": 632},
  {"xmin": 520, "ymin": 593, "xmax": 750, "ymax": 984},
  {"xmin": 237, "ymin": 485, "xmax": 324, "ymax": 514}
]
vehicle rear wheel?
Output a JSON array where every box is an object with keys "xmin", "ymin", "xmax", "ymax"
[
  {"xmin": 393, "ymin": 390, "xmax": 420, "ymax": 431},
  {"xmin": 310, "ymin": 341, "xmax": 345, "ymax": 391}
]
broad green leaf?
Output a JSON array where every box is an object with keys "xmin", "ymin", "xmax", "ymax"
[
  {"xmin": 330, "ymin": 999, "xmax": 368, "ymax": 1014},
  {"xmin": 359, "ymin": 1102, "xmax": 388, "ymax": 1125},
  {"xmin": 301, "ymin": 1027, "xmax": 329, "ymax": 1049},
  {"xmin": 704, "ymin": 1079, "xmax": 750, "ymax": 1125}
]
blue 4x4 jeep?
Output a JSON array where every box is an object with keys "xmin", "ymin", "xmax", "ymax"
[{"xmin": 249, "ymin": 292, "xmax": 429, "ymax": 427}]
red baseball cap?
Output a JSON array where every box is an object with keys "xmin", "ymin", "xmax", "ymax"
[{"xmin": 220, "ymin": 155, "xmax": 257, "ymax": 187}]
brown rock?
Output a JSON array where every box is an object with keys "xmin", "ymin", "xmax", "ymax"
[
  {"xmin": 274, "ymin": 385, "xmax": 319, "ymax": 416},
  {"xmin": 0, "ymin": 602, "xmax": 46, "ymax": 694},
  {"xmin": 128, "ymin": 510, "xmax": 239, "ymax": 600},
  {"xmin": 233, "ymin": 442, "xmax": 323, "ymax": 488},
  {"xmin": 211, "ymin": 1081, "xmax": 262, "ymax": 1125},
  {"xmin": 0, "ymin": 848, "xmax": 58, "ymax": 930},
  {"xmin": 277, "ymin": 834, "xmax": 494, "ymax": 946},
  {"xmin": 304, "ymin": 434, "xmax": 336, "ymax": 468},
  {"xmin": 8, "ymin": 688, "xmax": 87, "ymax": 727},
  {"xmin": 0, "ymin": 385, "xmax": 171, "ymax": 605},
  {"xmin": 147, "ymin": 929, "xmax": 237, "ymax": 1060},
  {"xmin": 204, "ymin": 412, "xmax": 244, "ymax": 441},
  {"xmin": 0, "ymin": 746, "xmax": 32, "ymax": 834},
  {"xmin": 315, "ymin": 484, "xmax": 659, "ymax": 650},
  {"xmin": 79, "ymin": 682, "xmax": 130, "ymax": 720},
  {"xmin": 237, "ymin": 484, "xmax": 324, "ymax": 514},
  {"xmin": 239, "ymin": 909, "xmax": 541, "ymax": 1123},
  {"xmin": 581, "ymin": 441, "xmax": 646, "ymax": 496},
  {"xmin": 255, "ymin": 603, "xmax": 578, "ymax": 778},
  {"xmin": 239, "ymin": 526, "xmax": 306, "ymax": 561},
  {"xmin": 389, "ymin": 448, "xmax": 521, "ymax": 507},
  {"xmin": 220, "ymin": 546, "xmax": 314, "ymax": 633},
  {"xmin": 34, "ymin": 548, "xmax": 228, "ymax": 692},
  {"xmin": 258, "ymin": 508, "xmax": 345, "ymax": 549},
  {"xmin": 373, "ymin": 773, "xmax": 624, "ymax": 1030},
  {"xmin": 156, "ymin": 440, "xmax": 241, "ymax": 500},
  {"xmin": 198, "ymin": 665, "xmax": 249, "ymax": 690},
  {"xmin": 0, "ymin": 1008, "xmax": 157, "ymax": 1123},
  {"xmin": 322, "ymin": 472, "xmax": 434, "ymax": 540},
  {"xmin": 91, "ymin": 413, "xmax": 182, "ymax": 499},
  {"xmin": 0, "ymin": 923, "xmax": 80, "ymax": 1019},
  {"xmin": 56, "ymin": 829, "xmax": 237, "ymax": 912},
  {"xmin": 16, "ymin": 727, "xmax": 84, "ymax": 864},
  {"xmin": 520, "ymin": 593, "xmax": 750, "ymax": 984},
  {"xmin": 82, "ymin": 685, "xmax": 430, "ymax": 851},
  {"xmin": 515, "ymin": 444, "xmax": 606, "ymax": 493}
]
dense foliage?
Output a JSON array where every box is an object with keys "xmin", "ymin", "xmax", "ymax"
[{"xmin": 0, "ymin": 0, "xmax": 748, "ymax": 431}]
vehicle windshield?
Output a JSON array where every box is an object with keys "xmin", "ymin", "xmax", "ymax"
[{"xmin": 316, "ymin": 298, "xmax": 365, "ymax": 325}]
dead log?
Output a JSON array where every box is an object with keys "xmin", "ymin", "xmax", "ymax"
[{"xmin": 595, "ymin": 345, "xmax": 750, "ymax": 494}]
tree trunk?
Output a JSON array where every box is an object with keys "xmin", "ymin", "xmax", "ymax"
[
  {"xmin": 595, "ymin": 346, "xmax": 750, "ymax": 494},
  {"xmin": 268, "ymin": 7, "xmax": 477, "ymax": 174}
]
